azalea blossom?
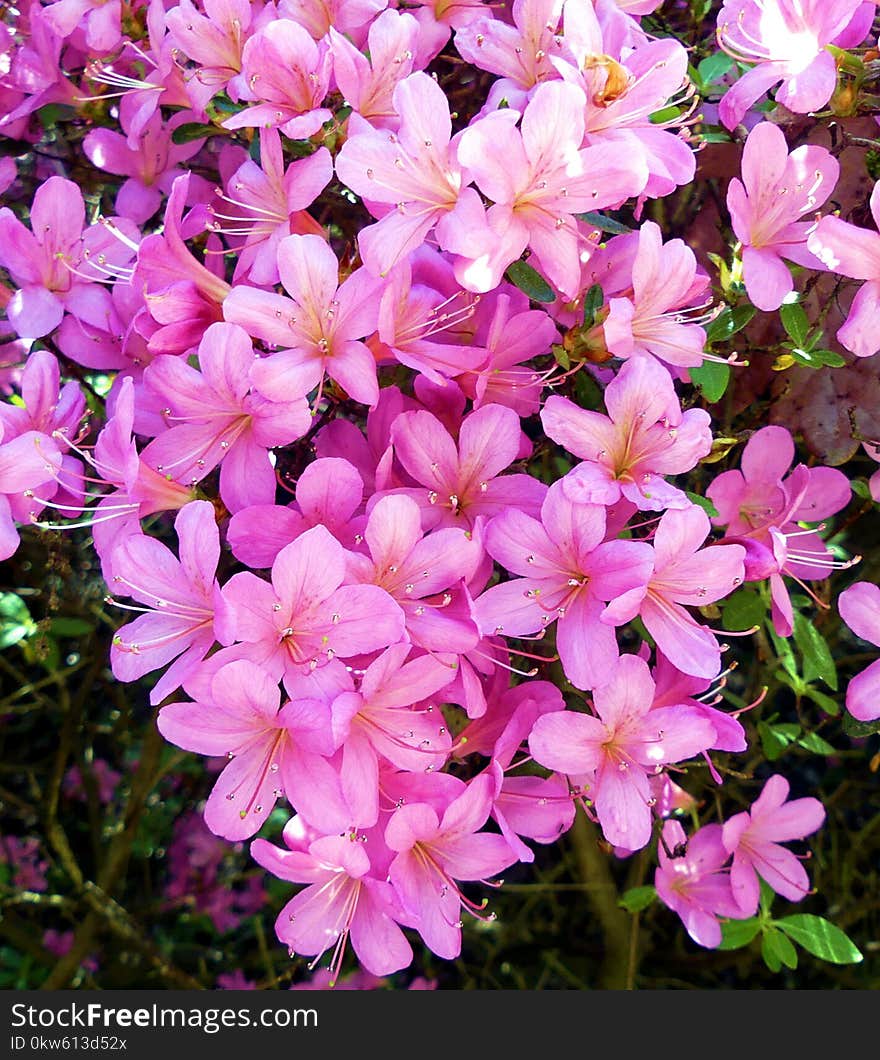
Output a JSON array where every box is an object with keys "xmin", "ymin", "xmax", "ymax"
[
  {"xmin": 807, "ymin": 181, "xmax": 880, "ymax": 358},
  {"xmin": 722, "ymin": 774, "xmax": 825, "ymax": 914},
  {"xmin": 142, "ymin": 321, "xmax": 312, "ymax": 512},
  {"xmin": 385, "ymin": 773, "xmax": 517, "ymax": 959},
  {"xmin": 654, "ymin": 819, "xmax": 745, "ymax": 948},
  {"xmin": 726, "ymin": 122, "xmax": 839, "ymax": 311},
  {"xmin": 838, "ymin": 581, "xmax": 880, "ymax": 722},
  {"xmin": 158, "ymin": 659, "xmax": 353, "ymax": 838},
  {"xmin": 224, "ymin": 233, "xmax": 384, "ymax": 408},
  {"xmin": 716, "ymin": 0, "xmax": 868, "ymax": 130},
  {"xmin": 542, "ymin": 356, "xmax": 713, "ymax": 511},
  {"xmin": 253, "ymin": 831, "xmax": 414, "ymax": 982},
  {"xmin": 456, "ymin": 79, "xmax": 648, "ymax": 297},
  {"xmin": 528, "ymin": 654, "xmax": 717, "ymax": 850},
  {"xmin": 475, "ymin": 480, "xmax": 654, "ymax": 690},
  {"xmin": 108, "ymin": 500, "xmax": 222, "ymax": 705},
  {"xmin": 334, "ymin": 71, "xmax": 490, "ymax": 279}
]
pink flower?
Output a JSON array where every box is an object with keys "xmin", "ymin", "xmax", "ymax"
[
  {"xmin": 227, "ymin": 456, "xmax": 366, "ymax": 569},
  {"xmin": 717, "ymin": 0, "xmax": 867, "ymax": 130},
  {"xmin": 602, "ymin": 221, "xmax": 712, "ymax": 369},
  {"xmin": 542, "ymin": 356, "xmax": 713, "ymax": 511},
  {"xmin": 706, "ymin": 424, "xmax": 851, "ymax": 635},
  {"xmin": 346, "ymin": 493, "xmax": 482, "ymax": 652},
  {"xmin": 42, "ymin": 0, "xmax": 123, "ymax": 52},
  {"xmin": 0, "ymin": 425, "xmax": 64, "ymax": 561},
  {"xmin": 83, "ymin": 96, "xmax": 206, "ymax": 225},
  {"xmin": 528, "ymin": 654, "xmax": 717, "ymax": 850},
  {"xmin": 0, "ymin": 176, "xmax": 137, "ymax": 339},
  {"xmin": 141, "ymin": 321, "xmax": 312, "ymax": 513},
  {"xmin": 726, "ymin": 121, "xmax": 839, "ymax": 311},
  {"xmin": 604, "ymin": 506, "xmax": 746, "ymax": 679},
  {"xmin": 211, "ymin": 129, "xmax": 332, "ymax": 286},
  {"xmin": 385, "ymin": 773, "xmax": 517, "ymax": 959},
  {"xmin": 224, "ymin": 233, "xmax": 384, "ymax": 408},
  {"xmin": 560, "ymin": 30, "xmax": 697, "ymax": 200},
  {"xmin": 108, "ymin": 500, "xmax": 222, "ymax": 704},
  {"xmin": 252, "ymin": 832, "xmax": 413, "ymax": 982},
  {"xmin": 158, "ymin": 659, "xmax": 352, "ymax": 838},
  {"xmin": 222, "ymin": 19, "xmax": 333, "ymax": 138},
  {"xmin": 371, "ymin": 256, "xmax": 485, "ymax": 385},
  {"xmin": 838, "ymin": 581, "xmax": 880, "ymax": 722},
  {"xmin": 457, "ymin": 291, "xmax": 559, "ymax": 417},
  {"xmin": 166, "ymin": 0, "xmax": 256, "ymax": 112},
  {"xmin": 388, "ymin": 402, "xmax": 547, "ymax": 530},
  {"xmin": 654, "ymin": 820, "xmax": 745, "ymax": 948},
  {"xmin": 475, "ymin": 481, "xmax": 654, "ymax": 690},
  {"xmin": 807, "ymin": 181, "xmax": 880, "ymax": 357},
  {"xmin": 133, "ymin": 173, "xmax": 232, "ymax": 355},
  {"xmin": 456, "ymin": 80, "xmax": 648, "ymax": 297},
  {"xmin": 334, "ymin": 72, "xmax": 489, "ymax": 278},
  {"xmin": 722, "ymin": 774, "xmax": 825, "ymax": 914},
  {"xmin": 330, "ymin": 643, "xmax": 456, "ymax": 826},
  {"xmin": 280, "ymin": 0, "xmax": 389, "ymax": 42},
  {"xmin": 329, "ymin": 9, "xmax": 418, "ymax": 129},
  {"xmin": 217, "ymin": 524, "xmax": 406, "ymax": 684},
  {"xmin": 454, "ymin": 0, "xmax": 567, "ymax": 97}
]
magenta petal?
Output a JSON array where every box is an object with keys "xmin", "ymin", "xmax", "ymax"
[{"xmin": 7, "ymin": 286, "xmax": 64, "ymax": 339}]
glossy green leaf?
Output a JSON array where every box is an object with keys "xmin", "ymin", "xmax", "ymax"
[
  {"xmin": 690, "ymin": 360, "xmax": 730, "ymax": 402},
  {"xmin": 618, "ymin": 885, "xmax": 657, "ymax": 913},
  {"xmin": 505, "ymin": 260, "xmax": 556, "ymax": 303},
  {"xmin": 716, "ymin": 917, "xmax": 761, "ymax": 950},
  {"xmin": 574, "ymin": 212, "xmax": 633, "ymax": 235},
  {"xmin": 685, "ymin": 491, "xmax": 719, "ymax": 518},
  {"xmin": 705, "ymin": 305, "xmax": 755, "ymax": 344},
  {"xmin": 793, "ymin": 613, "xmax": 838, "ymax": 689},
  {"xmin": 0, "ymin": 593, "xmax": 36, "ymax": 650},
  {"xmin": 780, "ymin": 302, "xmax": 810, "ymax": 347},
  {"xmin": 762, "ymin": 927, "xmax": 798, "ymax": 971},
  {"xmin": 775, "ymin": 915, "xmax": 863, "ymax": 964},
  {"xmin": 796, "ymin": 731, "xmax": 835, "ymax": 755},
  {"xmin": 721, "ymin": 588, "xmax": 765, "ymax": 632}
]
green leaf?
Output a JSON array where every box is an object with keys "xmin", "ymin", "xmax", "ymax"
[
  {"xmin": 716, "ymin": 917, "xmax": 761, "ymax": 950},
  {"xmin": 789, "ymin": 346, "xmax": 846, "ymax": 369},
  {"xmin": 696, "ymin": 128, "xmax": 734, "ymax": 144},
  {"xmin": 697, "ymin": 52, "xmax": 734, "ymax": 85},
  {"xmin": 650, "ymin": 105, "xmax": 682, "ymax": 125},
  {"xmin": 766, "ymin": 621, "xmax": 798, "ymax": 679},
  {"xmin": 574, "ymin": 212, "xmax": 633, "ymax": 235},
  {"xmin": 761, "ymin": 930, "xmax": 782, "ymax": 972},
  {"xmin": 779, "ymin": 301, "xmax": 810, "ymax": 346},
  {"xmin": 803, "ymin": 686, "xmax": 840, "ymax": 716},
  {"xmin": 582, "ymin": 283, "xmax": 604, "ymax": 326},
  {"xmin": 762, "ymin": 927, "xmax": 798, "ymax": 971},
  {"xmin": 684, "ymin": 491, "xmax": 719, "ymax": 518},
  {"xmin": 618, "ymin": 885, "xmax": 657, "ymax": 913},
  {"xmin": 775, "ymin": 915, "xmax": 863, "ymax": 964},
  {"xmin": 758, "ymin": 721, "xmax": 800, "ymax": 761},
  {"xmin": 793, "ymin": 612, "xmax": 838, "ymax": 689},
  {"xmin": 796, "ymin": 731, "xmax": 835, "ymax": 755},
  {"xmin": 0, "ymin": 592, "xmax": 36, "ymax": 651},
  {"xmin": 705, "ymin": 305, "xmax": 755, "ymax": 344},
  {"xmin": 850, "ymin": 478, "xmax": 873, "ymax": 501},
  {"xmin": 505, "ymin": 260, "xmax": 556, "ymax": 303},
  {"xmin": 171, "ymin": 122, "xmax": 227, "ymax": 144},
  {"xmin": 842, "ymin": 713, "xmax": 880, "ymax": 738},
  {"xmin": 690, "ymin": 359, "xmax": 730, "ymax": 402},
  {"xmin": 721, "ymin": 588, "xmax": 765, "ymax": 632}
]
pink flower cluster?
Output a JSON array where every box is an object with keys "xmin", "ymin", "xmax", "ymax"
[{"xmin": 0, "ymin": 0, "xmax": 873, "ymax": 983}]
